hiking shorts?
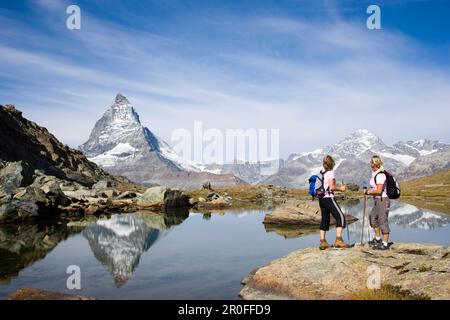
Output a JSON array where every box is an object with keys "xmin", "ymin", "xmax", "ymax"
[
  {"xmin": 319, "ymin": 197, "xmax": 346, "ymax": 231},
  {"xmin": 369, "ymin": 198, "xmax": 390, "ymax": 234}
]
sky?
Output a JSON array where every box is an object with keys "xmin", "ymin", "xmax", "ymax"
[{"xmin": 0, "ymin": 0, "xmax": 449, "ymax": 160}]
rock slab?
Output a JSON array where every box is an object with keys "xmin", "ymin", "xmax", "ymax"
[{"xmin": 240, "ymin": 243, "xmax": 449, "ymax": 300}]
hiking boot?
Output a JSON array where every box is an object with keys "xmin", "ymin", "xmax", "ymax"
[
  {"xmin": 334, "ymin": 237, "xmax": 350, "ymax": 248},
  {"xmin": 372, "ymin": 242, "xmax": 390, "ymax": 250},
  {"xmin": 319, "ymin": 239, "xmax": 330, "ymax": 250},
  {"xmin": 368, "ymin": 237, "xmax": 382, "ymax": 245}
]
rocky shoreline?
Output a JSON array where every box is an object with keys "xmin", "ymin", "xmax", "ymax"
[
  {"xmin": 0, "ymin": 161, "xmax": 191, "ymax": 224},
  {"xmin": 240, "ymin": 243, "xmax": 450, "ymax": 300}
]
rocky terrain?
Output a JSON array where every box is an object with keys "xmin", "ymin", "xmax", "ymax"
[
  {"xmin": 7, "ymin": 288, "xmax": 94, "ymax": 300},
  {"xmin": 240, "ymin": 243, "xmax": 449, "ymax": 300},
  {"xmin": 80, "ymin": 94, "xmax": 245, "ymax": 189},
  {"xmin": 0, "ymin": 104, "xmax": 107, "ymax": 186},
  {"xmin": 0, "ymin": 104, "xmax": 191, "ymax": 224}
]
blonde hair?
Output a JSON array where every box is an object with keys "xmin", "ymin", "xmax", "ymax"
[
  {"xmin": 371, "ymin": 155, "xmax": 384, "ymax": 171},
  {"xmin": 323, "ymin": 155, "xmax": 336, "ymax": 171}
]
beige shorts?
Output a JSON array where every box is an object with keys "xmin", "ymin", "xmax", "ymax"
[{"xmin": 369, "ymin": 198, "xmax": 390, "ymax": 234}]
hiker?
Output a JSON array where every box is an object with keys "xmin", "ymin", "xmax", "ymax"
[
  {"xmin": 318, "ymin": 155, "xmax": 349, "ymax": 250},
  {"xmin": 365, "ymin": 155, "xmax": 391, "ymax": 250}
]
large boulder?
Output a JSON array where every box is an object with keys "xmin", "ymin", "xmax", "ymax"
[
  {"xmin": 31, "ymin": 175, "xmax": 71, "ymax": 207},
  {"xmin": 0, "ymin": 200, "xmax": 39, "ymax": 223},
  {"xmin": 92, "ymin": 179, "xmax": 112, "ymax": 190},
  {"xmin": 263, "ymin": 199, "xmax": 357, "ymax": 225},
  {"xmin": 1, "ymin": 174, "xmax": 73, "ymax": 223},
  {"xmin": 240, "ymin": 243, "xmax": 450, "ymax": 300},
  {"xmin": 0, "ymin": 161, "xmax": 33, "ymax": 201},
  {"xmin": 137, "ymin": 186, "xmax": 190, "ymax": 208}
]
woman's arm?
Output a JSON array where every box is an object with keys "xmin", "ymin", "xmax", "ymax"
[
  {"xmin": 329, "ymin": 179, "xmax": 346, "ymax": 192},
  {"xmin": 367, "ymin": 184, "xmax": 384, "ymax": 196}
]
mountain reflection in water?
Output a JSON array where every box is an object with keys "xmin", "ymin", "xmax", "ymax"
[{"xmin": 83, "ymin": 209, "xmax": 189, "ymax": 287}]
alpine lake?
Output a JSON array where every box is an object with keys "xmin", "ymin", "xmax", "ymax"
[{"xmin": 0, "ymin": 199, "xmax": 449, "ymax": 299}]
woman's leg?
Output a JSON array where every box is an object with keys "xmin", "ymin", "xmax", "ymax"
[
  {"xmin": 329, "ymin": 198, "xmax": 346, "ymax": 231},
  {"xmin": 328, "ymin": 198, "xmax": 349, "ymax": 247},
  {"xmin": 369, "ymin": 199, "xmax": 381, "ymax": 238},
  {"xmin": 379, "ymin": 199, "xmax": 391, "ymax": 244},
  {"xmin": 320, "ymin": 229, "xmax": 326, "ymax": 241},
  {"xmin": 319, "ymin": 198, "xmax": 331, "ymax": 249}
]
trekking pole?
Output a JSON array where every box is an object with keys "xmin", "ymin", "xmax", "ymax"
[
  {"xmin": 361, "ymin": 187, "xmax": 367, "ymax": 245},
  {"xmin": 344, "ymin": 190, "xmax": 350, "ymax": 244}
]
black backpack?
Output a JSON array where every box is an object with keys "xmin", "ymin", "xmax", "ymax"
[{"xmin": 374, "ymin": 170, "xmax": 401, "ymax": 199}]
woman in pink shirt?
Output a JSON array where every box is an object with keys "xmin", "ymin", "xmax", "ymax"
[{"xmin": 319, "ymin": 155, "xmax": 349, "ymax": 250}]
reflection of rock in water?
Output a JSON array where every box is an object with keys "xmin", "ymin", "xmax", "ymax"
[
  {"xmin": 0, "ymin": 221, "xmax": 80, "ymax": 284},
  {"xmin": 83, "ymin": 214, "xmax": 161, "ymax": 287},
  {"xmin": 264, "ymin": 224, "xmax": 319, "ymax": 239},
  {"xmin": 83, "ymin": 209, "xmax": 189, "ymax": 287}
]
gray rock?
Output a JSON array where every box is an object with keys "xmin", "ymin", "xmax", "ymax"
[
  {"xmin": 0, "ymin": 161, "xmax": 33, "ymax": 200},
  {"xmin": 0, "ymin": 200, "xmax": 39, "ymax": 223},
  {"xmin": 13, "ymin": 185, "xmax": 47, "ymax": 203},
  {"xmin": 137, "ymin": 186, "xmax": 190, "ymax": 208},
  {"xmin": 92, "ymin": 179, "xmax": 112, "ymax": 190}
]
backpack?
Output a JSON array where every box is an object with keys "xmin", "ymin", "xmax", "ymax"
[
  {"xmin": 374, "ymin": 170, "xmax": 401, "ymax": 199},
  {"xmin": 308, "ymin": 170, "xmax": 329, "ymax": 199}
]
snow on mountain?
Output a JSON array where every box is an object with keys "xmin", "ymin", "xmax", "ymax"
[
  {"xmin": 393, "ymin": 139, "xmax": 448, "ymax": 158},
  {"xmin": 378, "ymin": 152, "xmax": 416, "ymax": 166}
]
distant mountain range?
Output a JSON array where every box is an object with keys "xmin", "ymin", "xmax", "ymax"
[
  {"xmin": 261, "ymin": 129, "xmax": 450, "ymax": 187},
  {"xmin": 80, "ymin": 94, "xmax": 449, "ymax": 188}
]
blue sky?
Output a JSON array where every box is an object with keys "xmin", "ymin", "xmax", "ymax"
[{"xmin": 0, "ymin": 0, "xmax": 449, "ymax": 159}]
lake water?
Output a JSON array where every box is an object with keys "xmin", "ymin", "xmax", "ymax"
[{"xmin": 0, "ymin": 200, "xmax": 449, "ymax": 299}]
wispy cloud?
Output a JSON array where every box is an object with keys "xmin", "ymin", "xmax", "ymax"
[{"xmin": 0, "ymin": 0, "xmax": 449, "ymax": 157}]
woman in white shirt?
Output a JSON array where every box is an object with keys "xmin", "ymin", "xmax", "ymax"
[
  {"xmin": 365, "ymin": 155, "xmax": 391, "ymax": 250},
  {"xmin": 319, "ymin": 155, "xmax": 349, "ymax": 250}
]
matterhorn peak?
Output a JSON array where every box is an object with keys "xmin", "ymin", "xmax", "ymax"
[{"xmin": 115, "ymin": 93, "xmax": 130, "ymax": 105}]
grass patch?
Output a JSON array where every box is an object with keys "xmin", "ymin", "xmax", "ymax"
[
  {"xmin": 348, "ymin": 284, "xmax": 430, "ymax": 300},
  {"xmin": 418, "ymin": 263, "xmax": 432, "ymax": 272},
  {"xmin": 401, "ymin": 169, "xmax": 450, "ymax": 197}
]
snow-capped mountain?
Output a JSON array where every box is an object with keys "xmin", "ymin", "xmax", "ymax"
[
  {"xmin": 262, "ymin": 129, "xmax": 450, "ymax": 187},
  {"xmin": 393, "ymin": 139, "xmax": 449, "ymax": 158},
  {"xmin": 80, "ymin": 93, "xmax": 200, "ymax": 172},
  {"xmin": 80, "ymin": 94, "xmax": 244, "ymax": 188}
]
